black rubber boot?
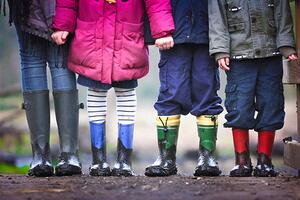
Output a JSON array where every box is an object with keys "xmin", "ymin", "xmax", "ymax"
[
  {"xmin": 254, "ymin": 153, "xmax": 277, "ymax": 177},
  {"xmin": 145, "ymin": 116, "xmax": 179, "ymax": 177},
  {"xmin": 194, "ymin": 148, "xmax": 222, "ymax": 177},
  {"xmin": 90, "ymin": 147, "xmax": 111, "ymax": 176},
  {"xmin": 89, "ymin": 122, "xmax": 111, "ymax": 176},
  {"xmin": 194, "ymin": 115, "xmax": 221, "ymax": 177},
  {"xmin": 111, "ymin": 124, "xmax": 135, "ymax": 176},
  {"xmin": 111, "ymin": 139, "xmax": 134, "ymax": 177},
  {"xmin": 53, "ymin": 90, "xmax": 82, "ymax": 176},
  {"xmin": 230, "ymin": 152, "xmax": 253, "ymax": 177},
  {"xmin": 23, "ymin": 90, "xmax": 53, "ymax": 177}
]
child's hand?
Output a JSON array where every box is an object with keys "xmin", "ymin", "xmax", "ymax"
[
  {"xmin": 51, "ymin": 31, "xmax": 69, "ymax": 45},
  {"xmin": 288, "ymin": 53, "xmax": 298, "ymax": 61},
  {"xmin": 218, "ymin": 57, "xmax": 230, "ymax": 71},
  {"xmin": 155, "ymin": 36, "xmax": 174, "ymax": 51}
]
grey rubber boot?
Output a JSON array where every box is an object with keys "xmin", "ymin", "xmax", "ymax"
[
  {"xmin": 23, "ymin": 90, "xmax": 53, "ymax": 177},
  {"xmin": 53, "ymin": 90, "xmax": 83, "ymax": 176}
]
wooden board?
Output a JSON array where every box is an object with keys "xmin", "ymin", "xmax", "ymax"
[
  {"xmin": 284, "ymin": 141, "xmax": 300, "ymax": 169},
  {"xmin": 282, "ymin": 59, "xmax": 300, "ymax": 84},
  {"xmin": 283, "ymin": 0, "xmax": 300, "ymax": 171},
  {"xmin": 296, "ymin": 0, "xmax": 300, "ymax": 56}
]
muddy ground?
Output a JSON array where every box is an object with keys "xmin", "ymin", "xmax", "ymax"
[{"xmin": 0, "ymin": 174, "xmax": 300, "ymax": 200}]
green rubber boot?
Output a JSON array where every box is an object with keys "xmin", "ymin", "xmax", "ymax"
[
  {"xmin": 194, "ymin": 115, "xmax": 221, "ymax": 176},
  {"xmin": 145, "ymin": 115, "xmax": 180, "ymax": 177}
]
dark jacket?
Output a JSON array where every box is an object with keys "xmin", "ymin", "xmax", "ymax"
[
  {"xmin": 7, "ymin": 0, "xmax": 55, "ymax": 41},
  {"xmin": 209, "ymin": 0, "xmax": 296, "ymax": 60},
  {"xmin": 145, "ymin": 0, "xmax": 209, "ymax": 45}
]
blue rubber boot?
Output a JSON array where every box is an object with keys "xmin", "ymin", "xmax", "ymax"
[
  {"xmin": 112, "ymin": 124, "xmax": 134, "ymax": 176},
  {"xmin": 89, "ymin": 122, "xmax": 111, "ymax": 176}
]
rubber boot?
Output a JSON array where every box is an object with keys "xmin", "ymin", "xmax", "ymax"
[
  {"xmin": 254, "ymin": 153, "xmax": 277, "ymax": 177},
  {"xmin": 112, "ymin": 124, "xmax": 135, "ymax": 176},
  {"xmin": 230, "ymin": 152, "xmax": 253, "ymax": 177},
  {"xmin": 230, "ymin": 129, "xmax": 253, "ymax": 177},
  {"xmin": 53, "ymin": 90, "xmax": 82, "ymax": 176},
  {"xmin": 23, "ymin": 90, "xmax": 53, "ymax": 177},
  {"xmin": 194, "ymin": 115, "xmax": 221, "ymax": 176},
  {"xmin": 145, "ymin": 115, "xmax": 180, "ymax": 177},
  {"xmin": 254, "ymin": 131, "xmax": 277, "ymax": 177},
  {"xmin": 89, "ymin": 122, "xmax": 111, "ymax": 176}
]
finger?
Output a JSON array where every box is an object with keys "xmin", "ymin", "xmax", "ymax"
[
  {"xmin": 291, "ymin": 54, "xmax": 298, "ymax": 60},
  {"xmin": 51, "ymin": 33, "xmax": 56, "ymax": 41},
  {"xmin": 167, "ymin": 40, "xmax": 173, "ymax": 49},
  {"xmin": 155, "ymin": 40, "xmax": 161, "ymax": 47},
  {"xmin": 218, "ymin": 60, "xmax": 223, "ymax": 68},
  {"xmin": 161, "ymin": 42, "xmax": 167, "ymax": 50},
  {"xmin": 225, "ymin": 57, "xmax": 230, "ymax": 66},
  {"xmin": 51, "ymin": 33, "xmax": 58, "ymax": 42},
  {"xmin": 170, "ymin": 40, "xmax": 174, "ymax": 48},
  {"xmin": 57, "ymin": 35, "xmax": 64, "ymax": 45},
  {"xmin": 220, "ymin": 59, "xmax": 230, "ymax": 71},
  {"xmin": 288, "ymin": 54, "xmax": 297, "ymax": 61},
  {"xmin": 61, "ymin": 31, "xmax": 69, "ymax": 40}
]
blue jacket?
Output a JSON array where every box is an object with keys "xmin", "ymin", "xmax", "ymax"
[{"xmin": 144, "ymin": 0, "xmax": 209, "ymax": 45}]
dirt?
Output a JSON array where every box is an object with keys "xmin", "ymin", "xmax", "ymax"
[{"xmin": 0, "ymin": 174, "xmax": 300, "ymax": 200}]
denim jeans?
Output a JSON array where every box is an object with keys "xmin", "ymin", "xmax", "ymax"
[
  {"xmin": 224, "ymin": 56, "xmax": 284, "ymax": 131},
  {"xmin": 15, "ymin": 25, "xmax": 76, "ymax": 92}
]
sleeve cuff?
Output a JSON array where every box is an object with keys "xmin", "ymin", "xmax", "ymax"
[
  {"xmin": 214, "ymin": 53, "xmax": 230, "ymax": 62},
  {"xmin": 279, "ymin": 46, "xmax": 297, "ymax": 58}
]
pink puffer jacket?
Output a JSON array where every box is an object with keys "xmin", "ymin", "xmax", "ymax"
[{"xmin": 53, "ymin": 0, "xmax": 174, "ymax": 84}]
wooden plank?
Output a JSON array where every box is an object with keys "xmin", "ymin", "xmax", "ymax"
[
  {"xmin": 283, "ymin": 0, "xmax": 300, "ymax": 172},
  {"xmin": 283, "ymin": 141, "xmax": 300, "ymax": 169},
  {"xmin": 282, "ymin": 1, "xmax": 300, "ymax": 84},
  {"xmin": 282, "ymin": 59, "xmax": 300, "ymax": 84},
  {"xmin": 296, "ymin": 0, "xmax": 300, "ymax": 56}
]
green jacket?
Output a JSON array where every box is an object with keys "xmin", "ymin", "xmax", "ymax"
[{"xmin": 209, "ymin": 0, "xmax": 296, "ymax": 60}]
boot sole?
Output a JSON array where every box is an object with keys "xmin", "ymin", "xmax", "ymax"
[
  {"xmin": 194, "ymin": 168, "xmax": 222, "ymax": 177},
  {"xmin": 253, "ymin": 169, "xmax": 277, "ymax": 177},
  {"xmin": 111, "ymin": 169, "xmax": 134, "ymax": 177},
  {"xmin": 55, "ymin": 165, "xmax": 82, "ymax": 176},
  {"xmin": 28, "ymin": 165, "xmax": 54, "ymax": 177},
  {"xmin": 229, "ymin": 170, "xmax": 253, "ymax": 177},
  {"xmin": 90, "ymin": 168, "xmax": 111, "ymax": 176},
  {"xmin": 144, "ymin": 166, "xmax": 177, "ymax": 177}
]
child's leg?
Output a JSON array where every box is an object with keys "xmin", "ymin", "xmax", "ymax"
[
  {"xmin": 230, "ymin": 128, "xmax": 253, "ymax": 177},
  {"xmin": 87, "ymin": 88, "xmax": 111, "ymax": 176},
  {"xmin": 254, "ymin": 56, "xmax": 283, "ymax": 177},
  {"xmin": 225, "ymin": 60, "xmax": 258, "ymax": 177},
  {"xmin": 146, "ymin": 44, "xmax": 193, "ymax": 177},
  {"xmin": 112, "ymin": 87, "xmax": 137, "ymax": 176},
  {"xmin": 191, "ymin": 44, "xmax": 223, "ymax": 176}
]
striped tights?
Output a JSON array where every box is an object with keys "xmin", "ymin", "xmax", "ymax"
[{"xmin": 87, "ymin": 87, "xmax": 137, "ymax": 125}]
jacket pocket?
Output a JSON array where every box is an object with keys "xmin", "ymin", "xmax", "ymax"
[
  {"xmin": 120, "ymin": 21, "xmax": 149, "ymax": 69},
  {"xmin": 69, "ymin": 19, "xmax": 99, "ymax": 69},
  {"xmin": 228, "ymin": 22, "xmax": 245, "ymax": 33},
  {"xmin": 225, "ymin": 0, "xmax": 244, "ymax": 24}
]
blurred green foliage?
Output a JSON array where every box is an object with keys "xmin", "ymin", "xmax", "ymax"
[{"xmin": 0, "ymin": 163, "xmax": 29, "ymax": 174}]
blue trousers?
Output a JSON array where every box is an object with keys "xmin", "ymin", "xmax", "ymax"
[
  {"xmin": 224, "ymin": 56, "xmax": 284, "ymax": 131},
  {"xmin": 154, "ymin": 44, "xmax": 223, "ymax": 116},
  {"xmin": 15, "ymin": 26, "xmax": 76, "ymax": 92}
]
